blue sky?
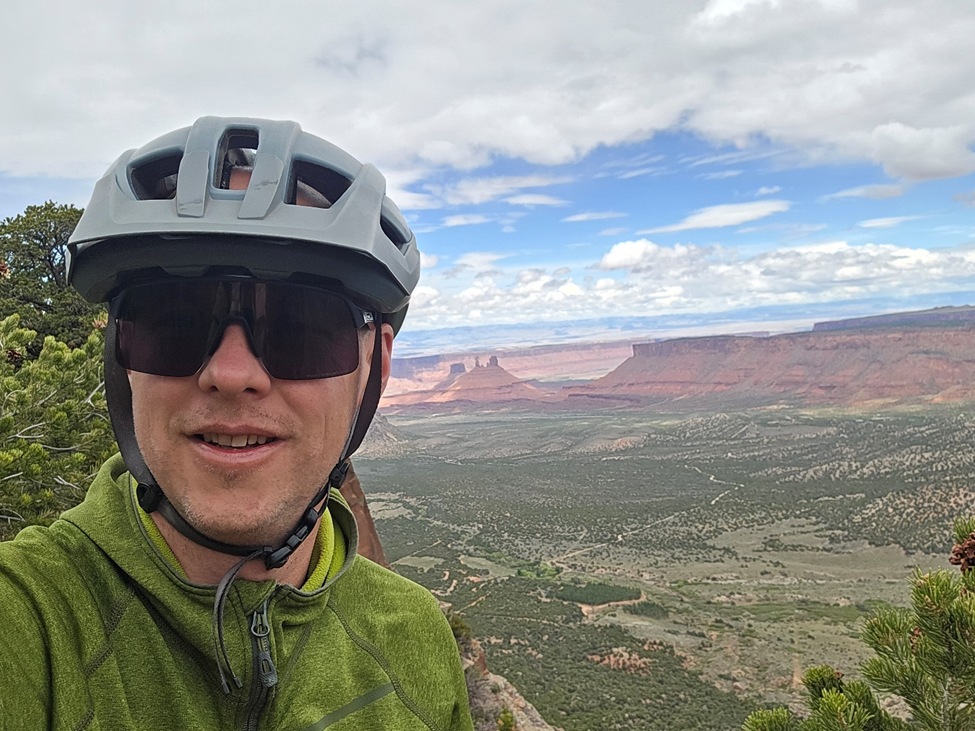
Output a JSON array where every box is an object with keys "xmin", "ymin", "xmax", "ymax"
[{"xmin": 2, "ymin": 1, "xmax": 974, "ymax": 355}]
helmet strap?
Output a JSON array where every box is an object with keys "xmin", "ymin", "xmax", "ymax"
[{"xmin": 342, "ymin": 319, "xmax": 385, "ymax": 459}]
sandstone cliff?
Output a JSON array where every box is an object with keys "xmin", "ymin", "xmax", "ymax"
[{"xmin": 570, "ymin": 325, "xmax": 975, "ymax": 406}]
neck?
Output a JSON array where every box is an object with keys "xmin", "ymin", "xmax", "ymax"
[{"xmin": 150, "ymin": 511, "xmax": 321, "ymax": 586}]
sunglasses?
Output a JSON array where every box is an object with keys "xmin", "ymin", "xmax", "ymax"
[{"xmin": 112, "ymin": 278, "xmax": 375, "ymax": 380}]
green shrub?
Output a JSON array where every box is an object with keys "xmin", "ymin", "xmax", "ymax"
[{"xmin": 497, "ymin": 706, "xmax": 515, "ymax": 731}]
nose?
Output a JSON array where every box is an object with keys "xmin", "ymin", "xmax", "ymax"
[{"xmin": 196, "ymin": 324, "xmax": 272, "ymax": 395}]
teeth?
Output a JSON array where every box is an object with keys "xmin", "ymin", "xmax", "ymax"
[{"xmin": 202, "ymin": 433, "xmax": 273, "ymax": 448}]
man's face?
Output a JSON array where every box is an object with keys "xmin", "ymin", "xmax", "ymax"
[{"xmin": 129, "ymin": 320, "xmax": 392, "ymax": 546}]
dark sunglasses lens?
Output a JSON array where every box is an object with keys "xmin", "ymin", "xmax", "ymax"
[
  {"xmin": 260, "ymin": 286, "xmax": 361, "ymax": 380},
  {"xmin": 115, "ymin": 280, "xmax": 363, "ymax": 380},
  {"xmin": 116, "ymin": 283, "xmax": 218, "ymax": 377}
]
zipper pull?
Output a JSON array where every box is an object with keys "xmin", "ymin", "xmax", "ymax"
[{"xmin": 249, "ymin": 598, "xmax": 278, "ymax": 688}]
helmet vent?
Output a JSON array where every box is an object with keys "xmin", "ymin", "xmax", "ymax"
[
  {"xmin": 381, "ymin": 215, "xmax": 409, "ymax": 249},
  {"xmin": 130, "ymin": 154, "xmax": 183, "ymax": 200},
  {"xmin": 217, "ymin": 128, "xmax": 259, "ymax": 189},
  {"xmin": 288, "ymin": 161, "xmax": 352, "ymax": 209}
]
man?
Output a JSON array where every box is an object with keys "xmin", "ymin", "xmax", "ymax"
[{"xmin": 0, "ymin": 117, "xmax": 473, "ymax": 729}]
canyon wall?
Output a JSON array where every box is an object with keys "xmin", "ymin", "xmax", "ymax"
[{"xmin": 572, "ymin": 325, "xmax": 975, "ymax": 406}]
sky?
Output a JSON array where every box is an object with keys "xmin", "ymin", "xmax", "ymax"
[{"xmin": 2, "ymin": 0, "xmax": 974, "ymax": 356}]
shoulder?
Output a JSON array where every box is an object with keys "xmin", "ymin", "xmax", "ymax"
[
  {"xmin": 0, "ymin": 521, "xmax": 105, "ymax": 719},
  {"xmin": 326, "ymin": 557, "xmax": 472, "ymax": 730},
  {"xmin": 330, "ymin": 554, "xmax": 450, "ymax": 634},
  {"xmin": 0, "ymin": 518, "xmax": 116, "ymax": 633},
  {"xmin": 0, "ymin": 519, "xmax": 92, "ymax": 595}
]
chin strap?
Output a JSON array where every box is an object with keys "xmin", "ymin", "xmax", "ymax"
[{"xmin": 135, "ymin": 462, "xmax": 347, "ymax": 571}]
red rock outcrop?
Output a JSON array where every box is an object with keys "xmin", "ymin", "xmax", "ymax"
[
  {"xmin": 387, "ymin": 340, "xmax": 634, "ymax": 396},
  {"xmin": 461, "ymin": 634, "xmax": 562, "ymax": 731},
  {"xmin": 383, "ymin": 356, "xmax": 552, "ymax": 408}
]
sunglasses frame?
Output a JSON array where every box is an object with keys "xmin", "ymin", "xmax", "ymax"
[{"xmin": 110, "ymin": 276, "xmax": 377, "ymax": 381}]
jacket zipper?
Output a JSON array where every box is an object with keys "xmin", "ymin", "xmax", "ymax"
[{"xmin": 242, "ymin": 597, "xmax": 278, "ymax": 731}]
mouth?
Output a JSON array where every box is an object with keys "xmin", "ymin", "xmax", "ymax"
[{"xmin": 197, "ymin": 433, "xmax": 279, "ymax": 449}]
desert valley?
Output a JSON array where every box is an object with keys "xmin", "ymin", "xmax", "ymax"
[{"xmin": 356, "ymin": 306, "xmax": 975, "ymax": 730}]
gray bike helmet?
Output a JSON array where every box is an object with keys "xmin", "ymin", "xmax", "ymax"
[
  {"xmin": 67, "ymin": 120, "xmax": 420, "ymax": 687},
  {"xmin": 67, "ymin": 115, "xmax": 419, "ymax": 333}
]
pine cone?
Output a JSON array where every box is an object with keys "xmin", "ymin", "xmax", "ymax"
[
  {"xmin": 949, "ymin": 532, "xmax": 975, "ymax": 573},
  {"xmin": 910, "ymin": 626, "xmax": 923, "ymax": 653}
]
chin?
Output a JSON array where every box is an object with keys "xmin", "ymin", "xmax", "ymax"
[{"xmin": 177, "ymin": 495, "xmax": 294, "ymax": 547}]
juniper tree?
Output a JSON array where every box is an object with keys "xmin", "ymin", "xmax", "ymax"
[
  {"xmin": 0, "ymin": 201, "xmax": 104, "ymax": 350},
  {"xmin": 742, "ymin": 518, "xmax": 975, "ymax": 731},
  {"xmin": 0, "ymin": 314, "xmax": 115, "ymax": 539}
]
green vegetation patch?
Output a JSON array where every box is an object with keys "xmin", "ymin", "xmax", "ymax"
[
  {"xmin": 739, "ymin": 600, "xmax": 866, "ymax": 624},
  {"xmin": 624, "ymin": 600, "xmax": 670, "ymax": 619},
  {"xmin": 552, "ymin": 582, "xmax": 641, "ymax": 605}
]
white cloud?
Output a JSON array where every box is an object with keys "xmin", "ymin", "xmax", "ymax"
[
  {"xmin": 410, "ymin": 285, "xmax": 440, "ymax": 308},
  {"xmin": 419, "ymin": 252, "xmax": 439, "ymax": 268},
  {"xmin": 822, "ymin": 184, "xmax": 907, "ymax": 200},
  {"xmin": 455, "ymin": 252, "xmax": 509, "ymax": 270},
  {"xmin": 438, "ymin": 251, "xmax": 510, "ymax": 280},
  {"xmin": 955, "ymin": 190, "xmax": 975, "ymax": 208},
  {"xmin": 640, "ymin": 200, "xmax": 791, "ymax": 233},
  {"xmin": 504, "ymin": 194, "xmax": 569, "ymax": 206},
  {"xmin": 860, "ymin": 123, "xmax": 975, "ymax": 181},
  {"xmin": 408, "ymin": 234, "xmax": 975, "ymax": 329},
  {"xmin": 441, "ymin": 214, "xmax": 491, "ymax": 227},
  {"xmin": 857, "ymin": 216, "xmax": 919, "ymax": 228},
  {"xmin": 595, "ymin": 239, "xmax": 715, "ymax": 272},
  {"xmin": 756, "ymin": 185, "xmax": 781, "ymax": 196},
  {"xmin": 4, "ymin": 2, "xmax": 975, "ymax": 185},
  {"xmin": 563, "ymin": 211, "xmax": 627, "ymax": 222},
  {"xmin": 685, "ymin": 150, "xmax": 784, "ymax": 168},
  {"xmin": 700, "ymin": 170, "xmax": 743, "ymax": 179},
  {"xmin": 425, "ymin": 175, "xmax": 574, "ymax": 206},
  {"xmin": 599, "ymin": 227, "xmax": 628, "ymax": 236},
  {"xmin": 618, "ymin": 167, "xmax": 668, "ymax": 179},
  {"xmin": 603, "ymin": 152, "xmax": 666, "ymax": 169}
]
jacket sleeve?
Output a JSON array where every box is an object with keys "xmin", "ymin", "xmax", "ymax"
[
  {"xmin": 446, "ymin": 636, "xmax": 475, "ymax": 731},
  {"xmin": 0, "ymin": 545, "xmax": 53, "ymax": 730}
]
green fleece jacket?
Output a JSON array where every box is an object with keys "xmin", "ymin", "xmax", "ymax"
[{"xmin": 0, "ymin": 454, "xmax": 473, "ymax": 730}]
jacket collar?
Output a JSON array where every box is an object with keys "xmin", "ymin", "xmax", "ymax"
[{"xmin": 62, "ymin": 454, "xmax": 360, "ymax": 628}]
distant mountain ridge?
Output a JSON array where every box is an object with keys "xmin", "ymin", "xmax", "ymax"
[
  {"xmin": 384, "ymin": 307, "xmax": 975, "ymax": 411},
  {"xmin": 813, "ymin": 305, "xmax": 975, "ymax": 332}
]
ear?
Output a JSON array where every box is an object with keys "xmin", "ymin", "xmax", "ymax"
[{"xmin": 379, "ymin": 323, "xmax": 394, "ymax": 393}]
